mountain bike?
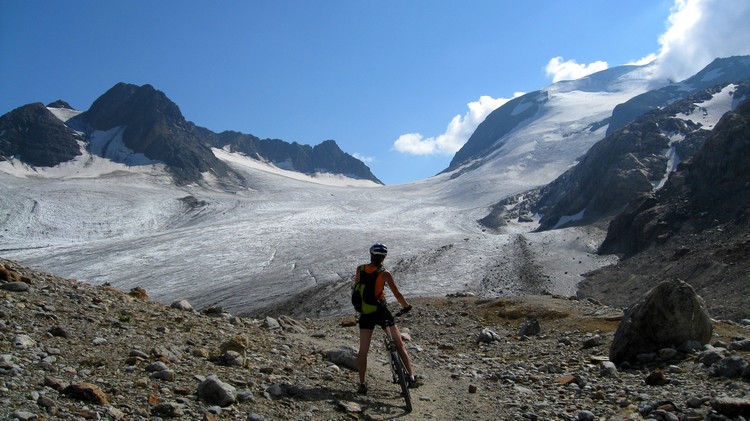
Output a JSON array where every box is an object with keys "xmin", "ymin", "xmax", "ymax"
[{"xmin": 383, "ymin": 306, "xmax": 413, "ymax": 413}]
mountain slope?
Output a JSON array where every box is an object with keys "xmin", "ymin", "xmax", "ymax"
[
  {"xmin": 528, "ymin": 80, "xmax": 750, "ymax": 231},
  {"xmin": 74, "ymin": 83, "xmax": 246, "ymax": 187},
  {"xmin": 607, "ymin": 56, "xmax": 750, "ymax": 135},
  {"xmin": 0, "ymin": 83, "xmax": 380, "ymax": 187},
  {"xmin": 578, "ymin": 97, "xmax": 750, "ymax": 321},
  {"xmin": 0, "ymin": 103, "xmax": 83, "ymax": 167}
]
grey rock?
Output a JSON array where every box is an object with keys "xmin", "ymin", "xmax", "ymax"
[
  {"xmin": 599, "ymin": 361, "xmax": 619, "ymax": 378},
  {"xmin": 170, "ymin": 300, "xmax": 194, "ymax": 311},
  {"xmin": 151, "ymin": 401, "xmax": 184, "ymax": 417},
  {"xmin": 697, "ymin": 348, "xmax": 725, "ymax": 367},
  {"xmin": 151, "ymin": 345, "xmax": 181, "ymax": 363},
  {"xmin": 197, "ymin": 375, "xmax": 236, "ymax": 407},
  {"xmin": 13, "ymin": 334, "xmax": 36, "ymax": 349},
  {"xmin": 577, "ymin": 410, "xmax": 596, "ymax": 421},
  {"xmin": 582, "ymin": 334, "xmax": 605, "ymax": 349},
  {"xmin": 337, "ymin": 400, "xmax": 362, "ymax": 413},
  {"xmin": 219, "ymin": 350, "xmax": 245, "ymax": 367},
  {"xmin": 729, "ymin": 338, "xmax": 750, "ymax": 351},
  {"xmin": 678, "ymin": 340, "xmax": 704, "ymax": 353},
  {"xmin": 324, "ymin": 345, "xmax": 358, "ymax": 371},
  {"xmin": 710, "ymin": 397, "xmax": 750, "ymax": 418},
  {"xmin": 145, "ymin": 361, "xmax": 169, "ymax": 372},
  {"xmin": 263, "ymin": 316, "xmax": 281, "ymax": 330},
  {"xmin": 150, "ymin": 370, "xmax": 176, "ymax": 381},
  {"xmin": 237, "ymin": 389, "xmax": 254, "ymax": 402},
  {"xmin": 1, "ymin": 282, "xmax": 30, "ymax": 292},
  {"xmin": 609, "ymin": 279, "xmax": 712, "ymax": 364},
  {"xmin": 477, "ymin": 328, "xmax": 501, "ymax": 343},
  {"xmin": 709, "ymin": 356, "xmax": 749, "ymax": 378},
  {"xmin": 36, "ymin": 394, "xmax": 55, "ymax": 409},
  {"xmin": 48, "ymin": 326, "xmax": 69, "ymax": 338},
  {"xmin": 11, "ymin": 411, "xmax": 37, "ymax": 421},
  {"xmin": 519, "ymin": 318, "xmax": 540, "ymax": 337},
  {"xmin": 129, "ymin": 349, "xmax": 149, "ymax": 359},
  {"xmin": 278, "ymin": 315, "xmax": 306, "ymax": 333},
  {"xmin": 658, "ymin": 347, "xmax": 678, "ymax": 360}
]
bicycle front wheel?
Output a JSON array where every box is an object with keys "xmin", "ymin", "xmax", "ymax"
[{"xmin": 390, "ymin": 351, "xmax": 412, "ymax": 412}]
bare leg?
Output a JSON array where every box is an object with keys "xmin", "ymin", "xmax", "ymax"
[
  {"xmin": 358, "ymin": 328, "xmax": 374, "ymax": 384},
  {"xmin": 389, "ymin": 324, "xmax": 413, "ymax": 376}
]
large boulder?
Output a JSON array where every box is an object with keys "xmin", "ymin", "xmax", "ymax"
[{"xmin": 609, "ymin": 279, "xmax": 712, "ymax": 364}]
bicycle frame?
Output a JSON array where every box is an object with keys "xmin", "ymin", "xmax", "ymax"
[{"xmin": 381, "ymin": 308, "xmax": 412, "ymax": 412}]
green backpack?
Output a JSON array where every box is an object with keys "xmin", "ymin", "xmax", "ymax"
[{"xmin": 352, "ymin": 265, "xmax": 384, "ymax": 314}]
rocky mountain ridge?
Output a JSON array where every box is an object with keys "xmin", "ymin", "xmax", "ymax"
[
  {"xmin": 1, "ymin": 258, "xmax": 749, "ymax": 420},
  {"xmin": 0, "ymin": 83, "xmax": 381, "ymax": 187}
]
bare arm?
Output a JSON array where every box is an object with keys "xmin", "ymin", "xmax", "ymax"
[{"xmin": 383, "ymin": 271, "xmax": 410, "ymax": 308}]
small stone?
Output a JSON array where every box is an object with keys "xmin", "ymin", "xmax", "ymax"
[
  {"xmin": 477, "ymin": 328, "xmax": 500, "ymax": 343},
  {"xmin": 170, "ymin": 299, "xmax": 194, "ymax": 311},
  {"xmin": 658, "ymin": 347, "xmax": 678, "ymax": 360},
  {"xmin": 145, "ymin": 361, "xmax": 169, "ymax": 372},
  {"xmin": 645, "ymin": 369, "xmax": 667, "ymax": 386},
  {"xmin": 11, "ymin": 411, "xmax": 36, "ymax": 421},
  {"xmin": 582, "ymin": 335, "xmax": 605, "ymax": 349},
  {"xmin": 193, "ymin": 348, "xmax": 210, "ymax": 358},
  {"xmin": 37, "ymin": 394, "xmax": 56, "ymax": 409},
  {"xmin": 577, "ymin": 410, "xmax": 596, "ymax": 421},
  {"xmin": 44, "ymin": 376, "xmax": 68, "ymax": 392},
  {"xmin": 151, "ymin": 402, "xmax": 184, "ymax": 417},
  {"xmin": 1, "ymin": 282, "xmax": 30, "ymax": 292},
  {"xmin": 197, "ymin": 375, "xmax": 236, "ymax": 407},
  {"xmin": 13, "ymin": 334, "xmax": 36, "ymax": 349},
  {"xmin": 599, "ymin": 361, "xmax": 619, "ymax": 378},
  {"xmin": 468, "ymin": 384, "xmax": 478, "ymax": 393},
  {"xmin": 324, "ymin": 346, "xmax": 358, "ymax": 371},
  {"xmin": 237, "ymin": 389, "xmax": 254, "ymax": 402},
  {"xmin": 709, "ymin": 356, "xmax": 749, "ymax": 378},
  {"xmin": 519, "ymin": 318, "xmax": 540, "ymax": 337},
  {"xmin": 48, "ymin": 326, "xmax": 70, "ymax": 338},
  {"xmin": 337, "ymin": 400, "xmax": 362, "ymax": 413},
  {"xmin": 150, "ymin": 370, "xmax": 176, "ymax": 381},
  {"xmin": 63, "ymin": 382, "xmax": 109, "ymax": 405},
  {"xmin": 129, "ymin": 349, "xmax": 149, "ymax": 359},
  {"xmin": 264, "ymin": 316, "xmax": 281, "ymax": 330},
  {"xmin": 729, "ymin": 338, "xmax": 750, "ymax": 351},
  {"xmin": 710, "ymin": 397, "xmax": 750, "ymax": 418}
]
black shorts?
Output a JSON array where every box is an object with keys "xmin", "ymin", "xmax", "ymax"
[{"xmin": 358, "ymin": 303, "xmax": 395, "ymax": 330}]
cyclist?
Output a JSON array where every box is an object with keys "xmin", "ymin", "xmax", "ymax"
[{"xmin": 355, "ymin": 243, "xmax": 420, "ymax": 394}]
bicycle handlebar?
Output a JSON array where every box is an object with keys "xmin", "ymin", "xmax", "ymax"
[{"xmin": 394, "ymin": 305, "xmax": 412, "ymax": 317}]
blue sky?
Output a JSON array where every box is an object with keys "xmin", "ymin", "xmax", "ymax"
[{"xmin": 2, "ymin": 0, "xmax": 750, "ymax": 184}]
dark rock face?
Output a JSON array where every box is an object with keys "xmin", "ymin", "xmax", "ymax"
[
  {"xmin": 609, "ymin": 279, "xmax": 713, "ymax": 365},
  {"xmin": 46, "ymin": 100, "xmax": 75, "ymax": 109},
  {"xmin": 600, "ymin": 97, "xmax": 750, "ymax": 256},
  {"xmin": 0, "ymin": 103, "xmax": 82, "ymax": 166},
  {"xmin": 77, "ymin": 83, "xmax": 245, "ymax": 186},
  {"xmin": 2, "ymin": 82, "xmax": 381, "ymax": 186},
  {"xmin": 205, "ymin": 131, "xmax": 382, "ymax": 184},
  {"xmin": 478, "ymin": 79, "xmax": 750, "ymax": 232},
  {"xmin": 579, "ymin": 98, "xmax": 750, "ymax": 322}
]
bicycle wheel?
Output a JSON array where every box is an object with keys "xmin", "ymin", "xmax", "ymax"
[{"xmin": 390, "ymin": 351, "xmax": 412, "ymax": 412}]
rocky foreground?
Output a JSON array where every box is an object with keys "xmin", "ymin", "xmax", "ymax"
[{"xmin": 1, "ymin": 258, "xmax": 749, "ymax": 420}]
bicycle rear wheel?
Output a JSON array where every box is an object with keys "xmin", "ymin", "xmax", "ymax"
[{"xmin": 390, "ymin": 351, "xmax": 412, "ymax": 412}]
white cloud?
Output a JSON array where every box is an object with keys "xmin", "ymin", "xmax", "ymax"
[
  {"xmin": 654, "ymin": 0, "xmax": 750, "ymax": 81},
  {"xmin": 352, "ymin": 153, "xmax": 375, "ymax": 163},
  {"xmin": 544, "ymin": 57, "xmax": 609, "ymax": 83},
  {"xmin": 628, "ymin": 54, "xmax": 659, "ymax": 66},
  {"xmin": 393, "ymin": 95, "xmax": 517, "ymax": 155}
]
